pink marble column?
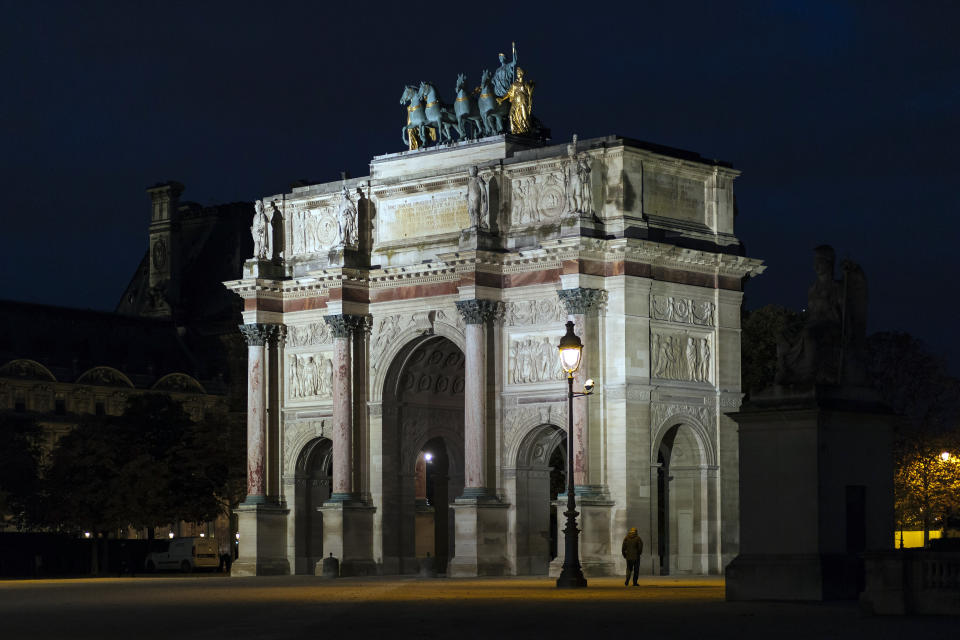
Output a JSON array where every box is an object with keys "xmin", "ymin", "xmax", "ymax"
[
  {"xmin": 239, "ymin": 323, "xmax": 275, "ymax": 502},
  {"xmin": 558, "ymin": 288, "xmax": 607, "ymax": 489},
  {"xmin": 325, "ymin": 315, "xmax": 356, "ymax": 501},
  {"xmin": 455, "ymin": 299, "xmax": 502, "ymax": 498},
  {"xmin": 415, "ymin": 453, "xmax": 428, "ymax": 503}
]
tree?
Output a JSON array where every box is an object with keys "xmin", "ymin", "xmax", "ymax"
[
  {"xmin": 0, "ymin": 413, "xmax": 43, "ymax": 529},
  {"xmin": 41, "ymin": 413, "xmax": 129, "ymax": 534},
  {"xmin": 866, "ymin": 332, "xmax": 960, "ymax": 543},
  {"xmin": 40, "ymin": 394, "xmax": 246, "ymax": 537}
]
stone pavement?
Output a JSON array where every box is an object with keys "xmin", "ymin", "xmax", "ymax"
[{"xmin": 0, "ymin": 575, "xmax": 953, "ymax": 639}]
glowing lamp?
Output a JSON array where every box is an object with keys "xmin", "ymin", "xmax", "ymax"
[
  {"xmin": 168, "ymin": 532, "xmax": 175, "ymax": 539},
  {"xmin": 557, "ymin": 321, "xmax": 583, "ymax": 375},
  {"xmin": 424, "ymin": 452, "xmax": 433, "ymax": 462},
  {"xmin": 941, "ymin": 451, "xmax": 953, "ymax": 462}
]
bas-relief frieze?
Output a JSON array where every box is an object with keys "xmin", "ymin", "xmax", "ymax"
[
  {"xmin": 503, "ymin": 403, "xmax": 567, "ymax": 465},
  {"xmin": 285, "ymin": 322, "xmax": 332, "ymax": 347},
  {"xmin": 289, "ymin": 204, "xmax": 339, "ymax": 255},
  {"xmin": 510, "ymin": 171, "xmax": 565, "ymax": 226},
  {"xmin": 650, "ymin": 295, "xmax": 715, "ymax": 326},
  {"xmin": 283, "ymin": 419, "xmax": 327, "ymax": 474},
  {"xmin": 370, "ymin": 310, "xmax": 456, "ymax": 372},
  {"xmin": 377, "ymin": 189, "xmax": 469, "ymax": 241},
  {"xmin": 508, "ymin": 335, "xmax": 564, "ymax": 385},
  {"xmin": 651, "ymin": 330, "xmax": 713, "ymax": 384},
  {"xmin": 504, "ymin": 298, "xmax": 567, "ymax": 327},
  {"xmin": 650, "ymin": 402, "xmax": 715, "ymax": 432},
  {"xmin": 288, "ymin": 353, "xmax": 333, "ymax": 400}
]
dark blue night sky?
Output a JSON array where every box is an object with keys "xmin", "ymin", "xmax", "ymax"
[{"xmin": 2, "ymin": 1, "xmax": 958, "ymax": 372}]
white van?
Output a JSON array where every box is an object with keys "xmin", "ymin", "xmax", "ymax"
[{"xmin": 144, "ymin": 537, "xmax": 219, "ymax": 573}]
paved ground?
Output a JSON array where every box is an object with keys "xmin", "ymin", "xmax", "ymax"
[{"xmin": 0, "ymin": 574, "xmax": 953, "ymax": 639}]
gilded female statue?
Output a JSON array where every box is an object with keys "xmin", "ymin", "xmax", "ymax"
[{"xmin": 497, "ymin": 68, "xmax": 535, "ymax": 135}]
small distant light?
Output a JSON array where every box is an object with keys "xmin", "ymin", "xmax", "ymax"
[
  {"xmin": 235, "ymin": 533, "xmax": 240, "ymax": 540},
  {"xmin": 424, "ymin": 452, "xmax": 433, "ymax": 462},
  {"xmin": 941, "ymin": 451, "xmax": 953, "ymax": 462},
  {"xmin": 169, "ymin": 532, "xmax": 175, "ymax": 539},
  {"xmin": 84, "ymin": 532, "xmax": 91, "ymax": 539},
  {"xmin": 199, "ymin": 533, "xmax": 205, "ymax": 537}
]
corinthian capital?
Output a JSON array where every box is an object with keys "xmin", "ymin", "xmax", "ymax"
[
  {"xmin": 238, "ymin": 323, "xmax": 277, "ymax": 346},
  {"xmin": 324, "ymin": 313, "xmax": 370, "ymax": 338},
  {"xmin": 455, "ymin": 299, "xmax": 505, "ymax": 325},
  {"xmin": 557, "ymin": 287, "xmax": 608, "ymax": 315}
]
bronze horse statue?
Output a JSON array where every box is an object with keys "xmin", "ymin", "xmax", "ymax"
[
  {"xmin": 453, "ymin": 73, "xmax": 484, "ymax": 140},
  {"xmin": 417, "ymin": 81, "xmax": 459, "ymax": 144},
  {"xmin": 478, "ymin": 69, "xmax": 510, "ymax": 135}
]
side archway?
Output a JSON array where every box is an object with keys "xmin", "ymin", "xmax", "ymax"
[
  {"xmin": 512, "ymin": 422, "xmax": 566, "ymax": 575},
  {"xmin": 652, "ymin": 420, "xmax": 718, "ymax": 575},
  {"xmin": 292, "ymin": 437, "xmax": 332, "ymax": 574}
]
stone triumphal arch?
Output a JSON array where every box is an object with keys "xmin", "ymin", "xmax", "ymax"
[{"xmin": 225, "ymin": 134, "xmax": 764, "ymax": 577}]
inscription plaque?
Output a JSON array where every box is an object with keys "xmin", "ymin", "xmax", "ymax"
[
  {"xmin": 643, "ymin": 171, "xmax": 705, "ymax": 224},
  {"xmin": 378, "ymin": 189, "xmax": 469, "ymax": 241}
]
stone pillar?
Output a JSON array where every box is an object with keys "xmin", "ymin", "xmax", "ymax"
[
  {"xmin": 557, "ymin": 288, "xmax": 607, "ymax": 491},
  {"xmin": 324, "ymin": 314, "xmax": 355, "ymax": 501},
  {"xmin": 454, "ymin": 299, "xmax": 502, "ymax": 496},
  {"xmin": 232, "ymin": 323, "xmax": 290, "ymax": 576},
  {"xmin": 449, "ymin": 299, "xmax": 509, "ymax": 576},
  {"xmin": 238, "ymin": 323, "xmax": 275, "ymax": 502},
  {"xmin": 320, "ymin": 313, "xmax": 376, "ymax": 576}
]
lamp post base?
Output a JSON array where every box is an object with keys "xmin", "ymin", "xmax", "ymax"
[{"xmin": 556, "ymin": 570, "xmax": 588, "ymax": 588}]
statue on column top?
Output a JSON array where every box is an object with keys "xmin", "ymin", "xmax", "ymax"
[
  {"xmin": 466, "ymin": 166, "xmax": 489, "ymax": 230},
  {"xmin": 338, "ymin": 186, "xmax": 359, "ymax": 247},
  {"xmin": 251, "ymin": 200, "xmax": 270, "ymax": 260}
]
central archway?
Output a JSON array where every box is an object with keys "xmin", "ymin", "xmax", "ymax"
[{"xmin": 381, "ymin": 335, "xmax": 465, "ymax": 574}]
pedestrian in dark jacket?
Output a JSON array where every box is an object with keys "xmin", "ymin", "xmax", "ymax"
[{"xmin": 621, "ymin": 527, "xmax": 643, "ymax": 586}]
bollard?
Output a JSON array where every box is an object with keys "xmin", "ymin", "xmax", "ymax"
[
  {"xmin": 320, "ymin": 552, "xmax": 340, "ymax": 578},
  {"xmin": 418, "ymin": 552, "xmax": 437, "ymax": 578}
]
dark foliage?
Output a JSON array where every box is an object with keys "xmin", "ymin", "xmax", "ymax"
[
  {"xmin": 39, "ymin": 395, "xmax": 244, "ymax": 536},
  {"xmin": 0, "ymin": 413, "xmax": 43, "ymax": 528}
]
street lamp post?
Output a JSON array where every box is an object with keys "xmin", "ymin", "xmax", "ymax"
[{"xmin": 556, "ymin": 320, "xmax": 593, "ymax": 589}]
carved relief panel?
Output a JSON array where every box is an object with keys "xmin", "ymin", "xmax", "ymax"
[
  {"xmin": 287, "ymin": 353, "xmax": 334, "ymax": 400},
  {"xmin": 508, "ymin": 334, "xmax": 564, "ymax": 385},
  {"xmin": 509, "ymin": 171, "xmax": 566, "ymax": 227},
  {"xmin": 651, "ymin": 295, "xmax": 715, "ymax": 326},
  {"xmin": 504, "ymin": 298, "xmax": 567, "ymax": 327},
  {"xmin": 288, "ymin": 202, "xmax": 339, "ymax": 256},
  {"xmin": 285, "ymin": 322, "xmax": 332, "ymax": 347},
  {"xmin": 651, "ymin": 330, "xmax": 713, "ymax": 384}
]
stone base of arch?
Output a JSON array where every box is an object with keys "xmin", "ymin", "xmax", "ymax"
[
  {"xmin": 231, "ymin": 502, "xmax": 291, "ymax": 576},
  {"xmin": 448, "ymin": 498, "xmax": 510, "ymax": 577},
  {"xmin": 548, "ymin": 494, "xmax": 618, "ymax": 577},
  {"xmin": 320, "ymin": 501, "xmax": 378, "ymax": 576}
]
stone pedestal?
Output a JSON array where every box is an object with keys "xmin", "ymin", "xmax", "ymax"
[
  {"xmin": 320, "ymin": 501, "xmax": 377, "ymax": 576},
  {"xmin": 231, "ymin": 502, "xmax": 290, "ymax": 576},
  {"xmin": 414, "ymin": 503, "xmax": 436, "ymax": 559},
  {"xmin": 549, "ymin": 495, "xmax": 616, "ymax": 577},
  {"xmin": 448, "ymin": 498, "xmax": 510, "ymax": 576},
  {"xmin": 725, "ymin": 384, "xmax": 894, "ymax": 601}
]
